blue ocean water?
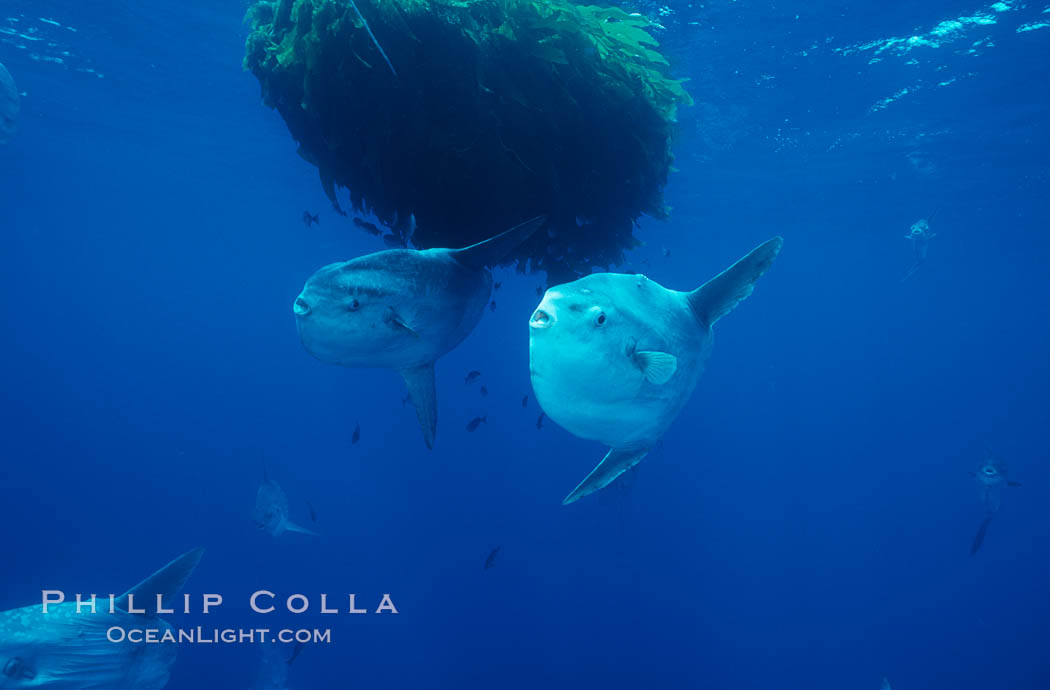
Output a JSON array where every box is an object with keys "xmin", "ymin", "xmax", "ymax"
[{"xmin": 1, "ymin": 1, "xmax": 1048, "ymax": 688}]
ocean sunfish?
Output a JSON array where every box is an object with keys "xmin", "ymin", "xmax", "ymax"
[
  {"xmin": 0, "ymin": 548, "xmax": 203, "ymax": 689},
  {"xmin": 969, "ymin": 452, "xmax": 1021, "ymax": 555},
  {"xmin": 0, "ymin": 62, "xmax": 19, "ymax": 143},
  {"xmin": 294, "ymin": 216, "xmax": 545, "ymax": 448},
  {"xmin": 529, "ymin": 237, "xmax": 783, "ymax": 504},
  {"xmin": 902, "ymin": 217, "xmax": 936, "ymax": 282},
  {"xmin": 253, "ymin": 468, "xmax": 317, "ymax": 537}
]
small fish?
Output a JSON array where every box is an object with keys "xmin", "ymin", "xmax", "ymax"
[
  {"xmin": 307, "ymin": 500, "xmax": 317, "ymax": 523},
  {"xmin": 536, "ymin": 412, "xmax": 545, "ymax": 430},
  {"xmin": 662, "ymin": 246, "xmax": 671, "ymax": 258},
  {"xmin": 353, "ymin": 217, "xmax": 382, "ymax": 236},
  {"xmin": 522, "ymin": 394, "xmax": 529, "ymax": 407},
  {"xmin": 969, "ymin": 452, "xmax": 1022, "ymax": 555},
  {"xmin": 253, "ymin": 467, "xmax": 318, "ymax": 537},
  {"xmin": 536, "ymin": 285, "xmax": 544, "ymax": 297},
  {"xmin": 465, "ymin": 370, "xmax": 482, "ymax": 384},
  {"xmin": 484, "ymin": 546, "xmax": 501, "ymax": 570},
  {"xmin": 480, "ymin": 385, "xmax": 488, "ymax": 397},
  {"xmin": 302, "ymin": 211, "xmax": 319, "ymax": 228},
  {"xmin": 490, "ymin": 300, "xmax": 497, "ymax": 311},
  {"xmin": 493, "ymin": 281, "xmax": 502, "ymax": 291},
  {"xmin": 466, "ymin": 416, "xmax": 487, "ymax": 432},
  {"xmin": 352, "ymin": 422, "xmax": 361, "ymax": 445}
]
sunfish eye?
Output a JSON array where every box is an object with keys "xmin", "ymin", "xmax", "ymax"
[
  {"xmin": 595, "ymin": 312, "xmax": 606, "ymax": 326},
  {"xmin": 347, "ymin": 298, "xmax": 361, "ymax": 311}
]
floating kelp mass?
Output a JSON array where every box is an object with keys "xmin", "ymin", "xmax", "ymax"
[{"xmin": 244, "ymin": 0, "xmax": 692, "ymax": 279}]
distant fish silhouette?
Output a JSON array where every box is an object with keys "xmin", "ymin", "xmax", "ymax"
[
  {"xmin": 466, "ymin": 416, "xmax": 486, "ymax": 432},
  {"xmin": 480, "ymin": 385, "xmax": 488, "ymax": 397},
  {"xmin": 465, "ymin": 370, "xmax": 481, "ymax": 384},
  {"xmin": 902, "ymin": 217, "xmax": 936, "ymax": 282},
  {"xmin": 494, "ymin": 281, "xmax": 502, "ymax": 291},
  {"xmin": 662, "ymin": 246, "xmax": 671, "ymax": 258},
  {"xmin": 536, "ymin": 412, "xmax": 545, "ymax": 430},
  {"xmin": 352, "ymin": 422, "xmax": 361, "ymax": 445},
  {"xmin": 522, "ymin": 394, "xmax": 529, "ymax": 407},
  {"xmin": 307, "ymin": 500, "xmax": 318, "ymax": 523},
  {"xmin": 353, "ymin": 217, "xmax": 382, "ymax": 236},
  {"xmin": 254, "ymin": 467, "xmax": 318, "ymax": 537},
  {"xmin": 536, "ymin": 285, "xmax": 544, "ymax": 297},
  {"xmin": 484, "ymin": 546, "xmax": 501, "ymax": 570},
  {"xmin": 302, "ymin": 211, "xmax": 319, "ymax": 228},
  {"xmin": 969, "ymin": 452, "xmax": 1021, "ymax": 555},
  {"xmin": 490, "ymin": 300, "xmax": 497, "ymax": 311}
]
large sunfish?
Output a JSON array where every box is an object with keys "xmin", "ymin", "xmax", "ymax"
[
  {"xmin": 0, "ymin": 62, "xmax": 18, "ymax": 143},
  {"xmin": 253, "ymin": 467, "xmax": 317, "ymax": 537},
  {"xmin": 969, "ymin": 452, "xmax": 1021, "ymax": 555},
  {"xmin": 294, "ymin": 216, "xmax": 545, "ymax": 448},
  {"xmin": 529, "ymin": 237, "xmax": 783, "ymax": 504},
  {"xmin": 0, "ymin": 548, "xmax": 203, "ymax": 689}
]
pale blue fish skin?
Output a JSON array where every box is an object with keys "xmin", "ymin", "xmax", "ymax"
[
  {"xmin": 253, "ymin": 476, "xmax": 317, "ymax": 537},
  {"xmin": 0, "ymin": 548, "xmax": 202, "ymax": 689},
  {"xmin": 529, "ymin": 237, "xmax": 782, "ymax": 504},
  {"xmin": 0, "ymin": 62, "xmax": 18, "ymax": 143}
]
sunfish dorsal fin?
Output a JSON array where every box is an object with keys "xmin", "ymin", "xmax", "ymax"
[
  {"xmin": 115, "ymin": 547, "xmax": 204, "ymax": 616},
  {"xmin": 449, "ymin": 216, "xmax": 546, "ymax": 269},
  {"xmin": 399, "ymin": 363, "xmax": 438, "ymax": 449},
  {"xmin": 688, "ymin": 236, "xmax": 782, "ymax": 327},
  {"xmin": 563, "ymin": 447, "xmax": 649, "ymax": 505}
]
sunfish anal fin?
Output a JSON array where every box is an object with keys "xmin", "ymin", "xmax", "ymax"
[
  {"xmin": 688, "ymin": 236, "xmax": 782, "ymax": 327},
  {"xmin": 633, "ymin": 350, "xmax": 677, "ymax": 384},
  {"xmin": 115, "ymin": 547, "xmax": 205, "ymax": 617},
  {"xmin": 563, "ymin": 447, "xmax": 649, "ymax": 505},
  {"xmin": 400, "ymin": 363, "xmax": 438, "ymax": 449},
  {"xmin": 284, "ymin": 520, "xmax": 319, "ymax": 537}
]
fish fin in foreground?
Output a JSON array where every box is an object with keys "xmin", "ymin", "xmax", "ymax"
[
  {"xmin": 633, "ymin": 350, "xmax": 678, "ymax": 384},
  {"xmin": 114, "ymin": 547, "xmax": 205, "ymax": 616},
  {"xmin": 688, "ymin": 236, "xmax": 783, "ymax": 327},
  {"xmin": 563, "ymin": 447, "xmax": 649, "ymax": 505},
  {"xmin": 450, "ymin": 216, "xmax": 547, "ymax": 269},
  {"xmin": 284, "ymin": 521, "xmax": 320, "ymax": 536},
  {"xmin": 970, "ymin": 515, "xmax": 994, "ymax": 555},
  {"xmin": 399, "ymin": 363, "xmax": 438, "ymax": 449}
]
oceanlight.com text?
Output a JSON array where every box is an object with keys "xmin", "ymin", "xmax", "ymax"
[{"xmin": 106, "ymin": 627, "xmax": 332, "ymax": 644}]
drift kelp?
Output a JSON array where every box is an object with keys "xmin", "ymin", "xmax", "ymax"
[{"xmin": 244, "ymin": 0, "xmax": 691, "ymax": 279}]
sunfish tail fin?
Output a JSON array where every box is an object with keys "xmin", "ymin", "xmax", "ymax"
[
  {"xmin": 971, "ymin": 515, "xmax": 993, "ymax": 555},
  {"xmin": 450, "ymin": 216, "xmax": 546, "ymax": 269},
  {"xmin": 400, "ymin": 363, "xmax": 438, "ymax": 449},
  {"xmin": 116, "ymin": 547, "xmax": 204, "ymax": 616},
  {"xmin": 688, "ymin": 236, "xmax": 783, "ymax": 327},
  {"xmin": 562, "ymin": 448, "xmax": 648, "ymax": 505}
]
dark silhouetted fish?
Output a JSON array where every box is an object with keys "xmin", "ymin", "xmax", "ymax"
[
  {"xmin": 466, "ymin": 416, "xmax": 486, "ymax": 432},
  {"xmin": 480, "ymin": 386, "xmax": 488, "ymax": 397},
  {"xmin": 465, "ymin": 370, "xmax": 481, "ymax": 384},
  {"xmin": 536, "ymin": 412, "xmax": 545, "ymax": 430},
  {"xmin": 662, "ymin": 246, "xmax": 671, "ymax": 258},
  {"xmin": 490, "ymin": 300, "xmax": 497, "ymax": 311},
  {"xmin": 353, "ymin": 217, "xmax": 382, "ymax": 236},
  {"xmin": 493, "ymin": 281, "xmax": 502, "ymax": 291},
  {"xmin": 307, "ymin": 500, "xmax": 317, "ymax": 523},
  {"xmin": 536, "ymin": 285, "xmax": 544, "ymax": 297},
  {"xmin": 302, "ymin": 211, "xmax": 319, "ymax": 228},
  {"xmin": 0, "ymin": 62, "xmax": 18, "ymax": 143},
  {"xmin": 969, "ymin": 452, "xmax": 1021, "ymax": 555},
  {"xmin": 522, "ymin": 394, "xmax": 529, "ymax": 407},
  {"xmin": 484, "ymin": 546, "xmax": 501, "ymax": 570},
  {"xmin": 352, "ymin": 422, "xmax": 361, "ymax": 445}
]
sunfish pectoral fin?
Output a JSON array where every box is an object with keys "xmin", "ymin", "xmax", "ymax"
[
  {"xmin": 449, "ymin": 215, "xmax": 547, "ymax": 269},
  {"xmin": 970, "ymin": 515, "xmax": 993, "ymax": 555},
  {"xmin": 633, "ymin": 350, "xmax": 677, "ymax": 384},
  {"xmin": 399, "ymin": 363, "xmax": 438, "ymax": 449},
  {"xmin": 115, "ymin": 547, "xmax": 205, "ymax": 616},
  {"xmin": 562, "ymin": 447, "xmax": 649, "ymax": 505},
  {"xmin": 284, "ymin": 520, "xmax": 319, "ymax": 536},
  {"xmin": 384, "ymin": 307, "xmax": 420, "ymax": 337},
  {"xmin": 688, "ymin": 236, "xmax": 783, "ymax": 327}
]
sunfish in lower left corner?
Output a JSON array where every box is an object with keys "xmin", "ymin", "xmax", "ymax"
[
  {"xmin": 0, "ymin": 548, "xmax": 204, "ymax": 689},
  {"xmin": 253, "ymin": 467, "xmax": 318, "ymax": 538}
]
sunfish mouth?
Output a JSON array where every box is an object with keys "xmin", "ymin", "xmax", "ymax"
[
  {"xmin": 530, "ymin": 308, "xmax": 553, "ymax": 329},
  {"xmin": 293, "ymin": 296, "xmax": 311, "ymax": 316}
]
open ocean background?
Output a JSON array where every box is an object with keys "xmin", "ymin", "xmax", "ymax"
[{"xmin": 1, "ymin": 1, "xmax": 1048, "ymax": 688}]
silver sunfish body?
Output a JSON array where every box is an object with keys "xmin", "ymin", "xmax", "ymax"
[
  {"xmin": 253, "ymin": 468, "xmax": 317, "ymax": 537},
  {"xmin": 902, "ymin": 218, "xmax": 935, "ymax": 281},
  {"xmin": 294, "ymin": 217, "xmax": 544, "ymax": 448},
  {"xmin": 529, "ymin": 237, "xmax": 783, "ymax": 504},
  {"xmin": 0, "ymin": 549, "xmax": 203, "ymax": 689},
  {"xmin": 970, "ymin": 453, "xmax": 1021, "ymax": 554},
  {"xmin": 0, "ymin": 62, "xmax": 18, "ymax": 143}
]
